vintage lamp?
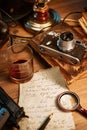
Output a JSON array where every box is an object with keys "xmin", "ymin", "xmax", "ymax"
[{"xmin": 24, "ymin": 0, "xmax": 60, "ymax": 32}]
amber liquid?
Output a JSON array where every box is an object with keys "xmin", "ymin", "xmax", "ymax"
[{"xmin": 9, "ymin": 59, "xmax": 33, "ymax": 83}]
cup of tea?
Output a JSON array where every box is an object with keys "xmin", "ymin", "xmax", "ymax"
[{"xmin": 7, "ymin": 43, "xmax": 34, "ymax": 83}]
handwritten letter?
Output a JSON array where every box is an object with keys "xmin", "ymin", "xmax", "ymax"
[{"xmin": 19, "ymin": 67, "xmax": 75, "ymax": 130}]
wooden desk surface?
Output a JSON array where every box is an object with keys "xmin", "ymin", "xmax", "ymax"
[{"xmin": 0, "ymin": 0, "xmax": 87, "ymax": 130}]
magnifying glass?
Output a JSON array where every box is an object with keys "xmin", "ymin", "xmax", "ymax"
[{"xmin": 57, "ymin": 91, "xmax": 87, "ymax": 118}]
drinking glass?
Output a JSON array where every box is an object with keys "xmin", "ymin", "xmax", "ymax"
[{"xmin": 7, "ymin": 43, "xmax": 34, "ymax": 83}]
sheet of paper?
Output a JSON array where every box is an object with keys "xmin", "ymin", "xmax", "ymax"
[{"xmin": 18, "ymin": 67, "xmax": 75, "ymax": 130}]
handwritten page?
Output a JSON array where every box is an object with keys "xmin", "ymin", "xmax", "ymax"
[{"xmin": 18, "ymin": 67, "xmax": 75, "ymax": 130}]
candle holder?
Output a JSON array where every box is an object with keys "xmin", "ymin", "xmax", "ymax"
[{"xmin": 24, "ymin": 0, "xmax": 60, "ymax": 33}]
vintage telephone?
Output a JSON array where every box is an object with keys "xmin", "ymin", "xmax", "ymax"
[
  {"xmin": 0, "ymin": 87, "xmax": 27, "ymax": 129},
  {"xmin": 0, "ymin": 0, "xmax": 34, "ymax": 48}
]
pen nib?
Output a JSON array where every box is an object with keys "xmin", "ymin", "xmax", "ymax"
[{"xmin": 49, "ymin": 113, "xmax": 53, "ymax": 119}]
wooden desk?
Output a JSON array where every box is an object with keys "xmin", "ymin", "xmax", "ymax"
[{"xmin": 0, "ymin": 0, "xmax": 87, "ymax": 130}]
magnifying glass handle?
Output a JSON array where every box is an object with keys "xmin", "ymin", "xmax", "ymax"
[{"xmin": 77, "ymin": 105, "xmax": 87, "ymax": 118}]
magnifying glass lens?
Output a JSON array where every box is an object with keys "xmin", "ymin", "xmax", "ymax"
[
  {"xmin": 58, "ymin": 92, "xmax": 80, "ymax": 112},
  {"xmin": 58, "ymin": 91, "xmax": 87, "ymax": 118}
]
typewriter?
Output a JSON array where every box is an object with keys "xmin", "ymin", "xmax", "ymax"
[{"xmin": 0, "ymin": 87, "xmax": 27, "ymax": 129}]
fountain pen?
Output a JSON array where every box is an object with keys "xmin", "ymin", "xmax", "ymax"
[{"xmin": 38, "ymin": 113, "xmax": 53, "ymax": 130}]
